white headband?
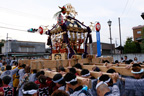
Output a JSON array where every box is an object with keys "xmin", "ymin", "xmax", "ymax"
[
  {"xmin": 81, "ymin": 73, "xmax": 90, "ymax": 77},
  {"xmin": 66, "ymin": 78, "xmax": 77, "ymax": 83},
  {"xmin": 131, "ymin": 69, "xmax": 144, "ymax": 74},
  {"xmin": 96, "ymin": 81, "xmax": 108, "ymax": 89},
  {"xmin": 104, "ymin": 78, "xmax": 111, "ymax": 83},
  {"xmin": 52, "ymin": 77, "xmax": 64, "ymax": 83},
  {"xmin": 22, "ymin": 89, "xmax": 37, "ymax": 95}
]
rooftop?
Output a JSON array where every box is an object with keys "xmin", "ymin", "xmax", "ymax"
[
  {"xmin": 132, "ymin": 25, "xmax": 144, "ymax": 29},
  {"xmin": 7, "ymin": 40, "xmax": 45, "ymax": 44}
]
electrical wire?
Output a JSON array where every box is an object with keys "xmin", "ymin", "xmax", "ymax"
[
  {"xmin": 120, "ymin": 0, "xmax": 129, "ymax": 17},
  {"xmin": 0, "ymin": 26, "xmax": 47, "ymax": 36},
  {"xmin": 0, "ymin": 22, "xmax": 29, "ymax": 28},
  {"xmin": 0, "ymin": 6, "xmax": 52, "ymax": 30},
  {"xmin": 124, "ymin": 0, "xmax": 135, "ymax": 16},
  {"xmin": 0, "ymin": 26, "xmax": 27, "ymax": 32},
  {"xmin": 0, "ymin": 6, "xmax": 49, "ymax": 20}
]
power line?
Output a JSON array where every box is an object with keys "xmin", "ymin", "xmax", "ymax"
[
  {"xmin": 0, "ymin": 26, "xmax": 27, "ymax": 32},
  {"xmin": 124, "ymin": 0, "xmax": 135, "ymax": 16},
  {"xmin": 0, "ymin": 6, "xmax": 49, "ymax": 20},
  {"xmin": 0, "ymin": 26, "xmax": 48, "ymax": 36},
  {"xmin": 0, "ymin": 22, "xmax": 29, "ymax": 28},
  {"xmin": 120, "ymin": 0, "xmax": 129, "ymax": 17}
]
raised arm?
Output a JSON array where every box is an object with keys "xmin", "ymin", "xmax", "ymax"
[
  {"xmin": 111, "ymin": 73, "xmax": 120, "ymax": 96},
  {"xmin": 11, "ymin": 67, "xmax": 19, "ymax": 75}
]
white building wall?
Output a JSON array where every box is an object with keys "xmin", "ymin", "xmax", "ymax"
[{"xmin": 2, "ymin": 46, "xmax": 5, "ymax": 54}]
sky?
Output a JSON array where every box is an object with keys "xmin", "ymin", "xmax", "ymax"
[{"xmin": 0, "ymin": 0, "xmax": 144, "ymax": 48}]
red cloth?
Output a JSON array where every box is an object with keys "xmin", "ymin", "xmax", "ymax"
[
  {"xmin": 35, "ymin": 77, "xmax": 58, "ymax": 96},
  {"xmin": 0, "ymin": 85, "xmax": 14, "ymax": 96},
  {"xmin": 75, "ymin": 73, "xmax": 79, "ymax": 76}
]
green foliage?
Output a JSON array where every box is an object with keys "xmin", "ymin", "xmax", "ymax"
[
  {"xmin": 0, "ymin": 39, "xmax": 5, "ymax": 54},
  {"xmin": 140, "ymin": 27, "xmax": 144, "ymax": 53},
  {"xmin": 135, "ymin": 42, "xmax": 141, "ymax": 53},
  {"xmin": 124, "ymin": 37, "xmax": 141, "ymax": 53}
]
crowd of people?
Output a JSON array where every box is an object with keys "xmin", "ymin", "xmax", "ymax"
[
  {"xmin": 117, "ymin": 56, "xmax": 142, "ymax": 64},
  {"xmin": 0, "ymin": 56, "xmax": 143, "ymax": 96}
]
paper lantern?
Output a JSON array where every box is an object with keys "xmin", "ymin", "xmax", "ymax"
[{"xmin": 38, "ymin": 26, "xmax": 43, "ymax": 35}]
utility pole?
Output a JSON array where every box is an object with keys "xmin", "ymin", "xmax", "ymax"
[
  {"xmin": 118, "ymin": 17, "xmax": 122, "ymax": 55},
  {"xmin": 115, "ymin": 38, "xmax": 118, "ymax": 47},
  {"xmin": 6, "ymin": 33, "xmax": 8, "ymax": 58}
]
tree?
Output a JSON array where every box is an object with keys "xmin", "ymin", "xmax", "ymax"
[
  {"xmin": 140, "ymin": 27, "xmax": 144, "ymax": 53},
  {"xmin": 135, "ymin": 42, "xmax": 141, "ymax": 53},
  {"xmin": 0, "ymin": 39, "xmax": 5, "ymax": 54},
  {"xmin": 124, "ymin": 37, "xmax": 141, "ymax": 53}
]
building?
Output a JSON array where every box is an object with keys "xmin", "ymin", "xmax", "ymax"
[
  {"xmin": 1, "ymin": 40, "xmax": 49, "ymax": 58},
  {"xmin": 132, "ymin": 25, "xmax": 144, "ymax": 42},
  {"xmin": 87, "ymin": 42, "xmax": 115, "ymax": 55}
]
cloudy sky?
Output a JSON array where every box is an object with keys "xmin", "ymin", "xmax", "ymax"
[{"xmin": 0, "ymin": 0, "xmax": 144, "ymax": 47}]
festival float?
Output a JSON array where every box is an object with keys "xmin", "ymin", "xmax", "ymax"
[
  {"xmin": 25, "ymin": 4, "xmax": 113, "ymax": 69},
  {"xmin": 28, "ymin": 4, "xmax": 94, "ymax": 60}
]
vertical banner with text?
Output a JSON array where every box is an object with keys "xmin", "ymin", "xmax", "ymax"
[{"xmin": 95, "ymin": 22, "xmax": 101, "ymax": 57}]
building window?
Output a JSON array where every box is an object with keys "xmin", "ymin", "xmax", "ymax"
[
  {"xmin": 28, "ymin": 47, "xmax": 35, "ymax": 52},
  {"xmin": 20, "ymin": 47, "xmax": 27, "ymax": 52},
  {"xmin": 19, "ymin": 47, "xmax": 35, "ymax": 52},
  {"xmin": 137, "ymin": 31, "xmax": 141, "ymax": 34}
]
